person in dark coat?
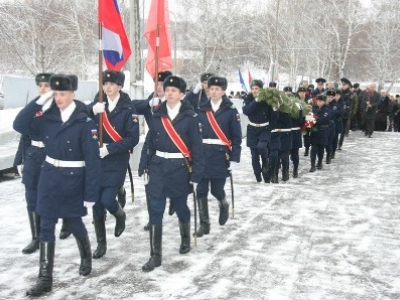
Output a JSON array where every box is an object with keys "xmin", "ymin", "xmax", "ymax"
[
  {"xmin": 195, "ymin": 76, "xmax": 242, "ymax": 237},
  {"xmin": 376, "ymin": 90, "xmax": 390, "ymax": 131},
  {"xmin": 13, "ymin": 73, "xmax": 71, "ymax": 253},
  {"xmin": 290, "ymin": 102, "xmax": 304, "ymax": 178},
  {"xmin": 331, "ymin": 90, "xmax": 345, "ymax": 159},
  {"xmin": 88, "ymin": 71, "xmax": 139, "ymax": 259},
  {"xmin": 309, "ymin": 94, "xmax": 331, "ymax": 172},
  {"xmin": 242, "ymin": 79, "xmax": 278, "ymax": 183},
  {"xmin": 362, "ymin": 83, "xmax": 380, "ymax": 137},
  {"xmin": 393, "ymin": 96, "xmax": 400, "ymax": 132},
  {"xmin": 138, "ymin": 75, "xmax": 204, "ymax": 272},
  {"xmin": 311, "ymin": 78, "xmax": 326, "ymax": 97},
  {"xmin": 325, "ymin": 90, "xmax": 336, "ymax": 164},
  {"xmin": 184, "ymin": 72, "xmax": 214, "ymax": 112},
  {"xmin": 275, "ymin": 112, "xmax": 293, "ymax": 181},
  {"xmin": 13, "ymin": 74, "xmax": 101, "ymax": 297},
  {"xmin": 338, "ymin": 77, "xmax": 357, "ymax": 149}
]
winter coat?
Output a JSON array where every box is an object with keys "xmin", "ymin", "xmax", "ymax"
[
  {"xmin": 13, "ymin": 99, "xmax": 101, "ymax": 218},
  {"xmin": 310, "ymin": 104, "xmax": 331, "ymax": 145}
]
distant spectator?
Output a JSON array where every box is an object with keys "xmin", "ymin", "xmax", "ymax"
[
  {"xmin": 229, "ymin": 91, "xmax": 234, "ymax": 99},
  {"xmin": 376, "ymin": 89, "xmax": 390, "ymax": 131}
]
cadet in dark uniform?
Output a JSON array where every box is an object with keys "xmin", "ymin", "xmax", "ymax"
[
  {"xmin": 338, "ymin": 77, "xmax": 357, "ymax": 149},
  {"xmin": 195, "ymin": 76, "xmax": 242, "ymax": 237},
  {"xmin": 331, "ymin": 90, "xmax": 345, "ymax": 159},
  {"xmin": 243, "ymin": 79, "xmax": 278, "ymax": 182},
  {"xmin": 13, "ymin": 74, "xmax": 101, "ymax": 297},
  {"xmin": 184, "ymin": 72, "xmax": 214, "ymax": 112},
  {"xmin": 325, "ymin": 90, "xmax": 336, "ymax": 164},
  {"xmin": 274, "ymin": 111, "xmax": 292, "ymax": 181},
  {"xmin": 290, "ymin": 102, "xmax": 304, "ymax": 178},
  {"xmin": 89, "ymin": 70, "xmax": 139, "ymax": 259},
  {"xmin": 309, "ymin": 94, "xmax": 331, "ymax": 172},
  {"xmin": 311, "ymin": 78, "xmax": 326, "ymax": 97},
  {"xmin": 296, "ymin": 87, "xmax": 311, "ymax": 156},
  {"xmin": 138, "ymin": 75, "xmax": 204, "ymax": 272}
]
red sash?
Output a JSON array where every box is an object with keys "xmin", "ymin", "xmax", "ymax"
[
  {"xmin": 102, "ymin": 112, "xmax": 123, "ymax": 142},
  {"xmin": 161, "ymin": 116, "xmax": 192, "ymax": 161},
  {"xmin": 206, "ymin": 110, "xmax": 232, "ymax": 150}
]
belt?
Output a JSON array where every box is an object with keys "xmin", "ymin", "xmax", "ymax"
[
  {"xmin": 271, "ymin": 129, "xmax": 292, "ymax": 133},
  {"xmin": 31, "ymin": 140, "xmax": 45, "ymax": 148},
  {"xmin": 202, "ymin": 139, "xmax": 226, "ymax": 145},
  {"xmin": 45, "ymin": 156, "xmax": 85, "ymax": 168},
  {"xmin": 155, "ymin": 151, "xmax": 183, "ymax": 159},
  {"xmin": 291, "ymin": 127, "xmax": 301, "ymax": 131},
  {"xmin": 249, "ymin": 122, "xmax": 269, "ymax": 127}
]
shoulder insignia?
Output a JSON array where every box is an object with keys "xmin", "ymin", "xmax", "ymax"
[
  {"xmin": 236, "ymin": 113, "xmax": 241, "ymax": 122},
  {"xmin": 198, "ymin": 122, "xmax": 202, "ymax": 132},
  {"xmin": 324, "ymin": 112, "xmax": 328, "ymax": 117},
  {"xmin": 132, "ymin": 113, "xmax": 138, "ymax": 123},
  {"xmin": 91, "ymin": 129, "xmax": 98, "ymax": 140}
]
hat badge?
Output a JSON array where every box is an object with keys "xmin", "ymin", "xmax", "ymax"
[
  {"xmin": 55, "ymin": 81, "xmax": 59, "ymax": 86},
  {"xmin": 41, "ymin": 75, "xmax": 45, "ymax": 79},
  {"xmin": 216, "ymin": 79, "xmax": 218, "ymax": 82},
  {"xmin": 107, "ymin": 74, "xmax": 110, "ymax": 77},
  {"xmin": 170, "ymin": 78, "xmax": 173, "ymax": 82}
]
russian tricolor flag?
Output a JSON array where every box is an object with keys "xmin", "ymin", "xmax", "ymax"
[{"xmin": 99, "ymin": 0, "xmax": 131, "ymax": 71}]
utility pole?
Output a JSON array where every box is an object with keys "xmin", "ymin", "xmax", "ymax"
[
  {"xmin": 271, "ymin": 0, "xmax": 280, "ymax": 84},
  {"xmin": 129, "ymin": 0, "xmax": 143, "ymax": 99}
]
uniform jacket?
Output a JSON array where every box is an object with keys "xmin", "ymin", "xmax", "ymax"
[
  {"xmin": 310, "ymin": 104, "xmax": 331, "ymax": 145},
  {"xmin": 332, "ymin": 99, "xmax": 345, "ymax": 134},
  {"xmin": 242, "ymin": 93, "xmax": 278, "ymax": 148},
  {"xmin": 198, "ymin": 96, "xmax": 242, "ymax": 178},
  {"xmin": 341, "ymin": 89, "xmax": 357, "ymax": 119},
  {"xmin": 139, "ymin": 100, "xmax": 205, "ymax": 199},
  {"xmin": 89, "ymin": 91, "xmax": 140, "ymax": 187},
  {"xmin": 13, "ymin": 99, "xmax": 101, "ymax": 218},
  {"xmin": 184, "ymin": 89, "xmax": 209, "ymax": 113},
  {"xmin": 291, "ymin": 108, "xmax": 304, "ymax": 149},
  {"xmin": 132, "ymin": 92, "xmax": 156, "ymax": 126},
  {"xmin": 275, "ymin": 112, "xmax": 292, "ymax": 151}
]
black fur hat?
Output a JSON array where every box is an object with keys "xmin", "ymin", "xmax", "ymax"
[
  {"xmin": 35, "ymin": 73, "xmax": 53, "ymax": 86},
  {"xmin": 156, "ymin": 70, "xmax": 173, "ymax": 82},
  {"xmin": 163, "ymin": 75, "xmax": 187, "ymax": 93},
  {"xmin": 200, "ymin": 73, "xmax": 214, "ymax": 82},
  {"xmin": 50, "ymin": 74, "xmax": 78, "ymax": 91},
  {"xmin": 316, "ymin": 94, "xmax": 327, "ymax": 101},
  {"xmin": 269, "ymin": 81, "xmax": 277, "ymax": 88},
  {"xmin": 326, "ymin": 90, "xmax": 336, "ymax": 96},
  {"xmin": 207, "ymin": 76, "xmax": 228, "ymax": 91},
  {"xmin": 340, "ymin": 77, "xmax": 352, "ymax": 87},
  {"xmin": 315, "ymin": 78, "xmax": 326, "ymax": 84},
  {"xmin": 251, "ymin": 79, "xmax": 263, "ymax": 89},
  {"xmin": 103, "ymin": 70, "xmax": 125, "ymax": 86}
]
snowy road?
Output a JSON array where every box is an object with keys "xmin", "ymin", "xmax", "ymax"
[{"xmin": 0, "ymin": 131, "xmax": 399, "ymax": 299}]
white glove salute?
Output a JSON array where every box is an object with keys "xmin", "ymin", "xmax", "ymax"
[
  {"xmin": 148, "ymin": 98, "xmax": 160, "ymax": 108},
  {"xmin": 36, "ymin": 91, "xmax": 54, "ymax": 105},
  {"xmin": 99, "ymin": 145, "xmax": 109, "ymax": 158},
  {"xmin": 228, "ymin": 161, "xmax": 239, "ymax": 171},
  {"xmin": 193, "ymin": 83, "xmax": 202, "ymax": 94},
  {"xmin": 17, "ymin": 165, "xmax": 23, "ymax": 177},
  {"xmin": 93, "ymin": 102, "xmax": 105, "ymax": 115}
]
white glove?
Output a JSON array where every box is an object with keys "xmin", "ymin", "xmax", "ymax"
[
  {"xmin": 193, "ymin": 83, "xmax": 202, "ymax": 94},
  {"xmin": 148, "ymin": 98, "xmax": 160, "ymax": 108},
  {"xmin": 99, "ymin": 145, "xmax": 109, "ymax": 158},
  {"xmin": 17, "ymin": 165, "xmax": 23, "ymax": 177},
  {"xmin": 36, "ymin": 91, "xmax": 54, "ymax": 105},
  {"xmin": 190, "ymin": 182, "xmax": 198, "ymax": 192},
  {"xmin": 255, "ymin": 97, "xmax": 260, "ymax": 102},
  {"xmin": 143, "ymin": 173, "xmax": 149, "ymax": 185},
  {"xmin": 93, "ymin": 102, "xmax": 105, "ymax": 115},
  {"xmin": 228, "ymin": 161, "xmax": 239, "ymax": 171}
]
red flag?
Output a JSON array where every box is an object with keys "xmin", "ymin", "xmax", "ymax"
[
  {"xmin": 248, "ymin": 70, "xmax": 253, "ymax": 85},
  {"xmin": 144, "ymin": 0, "xmax": 173, "ymax": 79},
  {"xmin": 99, "ymin": 0, "xmax": 131, "ymax": 71}
]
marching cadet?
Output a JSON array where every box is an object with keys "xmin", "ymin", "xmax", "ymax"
[
  {"xmin": 325, "ymin": 90, "xmax": 336, "ymax": 164},
  {"xmin": 309, "ymin": 94, "xmax": 331, "ymax": 172},
  {"xmin": 311, "ymin": 78, "xmax": 326, "ymax": 97},
  {"xmin": 89, "ymin": 70, "xmax": 139, "ymax": 259},
  {"xmin": 12, "ymin": 73, "xmax": 71, "ymax": 254},
  {"xmin": 184, "ymin": 72, "xmax": 214, "ymax": 112},
  {"xmin": 195, "ymin": 76, "xmax": 242, "ymax": 237},
  {"xmin": 132, "ymin": 70, "xmax": 176, "ymax": 229},
  {"xmin": 243, "ymin": 79, "xmax": 278, "ymax": 183},
  {"xmin": 290, "ymin": 102, "xmax": 304, "ymax": 178},
  {"xmin": 13, "ymin": 74, "xmax": 101, "ymax": 296},
  {"xmin": 298, "ymin": 87, "xmax": 313, "ymax": 156},
  {"xmin": 274, "ymin": 111, "xmax": 292, "ymax": 181},
  {"xmin": 338, "ymin": 77, "xmax": 357, "ymax": 149},
  {"xmin": 331, "ymin": 90, "xmax": 345, "ymax": 159},
  {"xmin": 138, "ymin": 75, "xmax": 204, "ymax": 272}
]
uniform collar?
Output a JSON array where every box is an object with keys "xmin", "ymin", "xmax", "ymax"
[
  {"xmin": 107, "ymin": 93, "xmax": 120, "ymax": 112},
  {"xmin": 211, "ymin": 98, "xmax": 222, "ymax": 112},
  {"xmin": 166, "ymin": 101, "xmax": 181, "ymax": 121},
  {"xmin": 60, "ymin": 101, "xmax": 76, "ymax": 123}
]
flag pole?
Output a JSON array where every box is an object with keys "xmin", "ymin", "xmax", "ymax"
[
  {"xmin": 98, "ymin": 1, "xmax": 104, "ymax": 147},
  {"xmin": 153, "ymin": 24, "xmax": 160, "ymax": 104}
]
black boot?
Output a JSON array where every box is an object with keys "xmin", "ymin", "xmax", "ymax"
[
  {"xmin": 255, "ymin": 172, "xmax": 262, "ymax": 183},
  {"xmin": 326, "ymin": 152, "xmax": 331, "ymax": 164},
  {"xmin": 293, "ymin": 164, "xmax": 298, "ymax": 178},
  {"xmin": 309, "ymin": 162, "xmax": 316, "ymax": 172},
  {"xmin": 112, "ymin": 205, "xmax": 126, "ymax": 237},
  {"xmin": 92, "ymin": 215, "xmax": 107, "ymax": 259},
  {"xmin": 117, "ymin": 186, "xmax": 126, "ymax": 209},
  {"xmin": 271, "ymin": 167, "xmax": 279, "ymax": 184},
  {"xmin": 316, "ymin": 160, "xmax": 322, "ymax": 170},
  {"xmin": 218, "ymin": 198, "xmax": 229, "ymax": 225},
  {"xmin": 142, "ymin": 225, "xmax": 162, "ymax": 272},
  {"xmin": 262, "ymin": 171, "xmax": 270, "ymax": 183},
  {"xmin": 22, "ymin": 210, "xmax": 40, "ymax": 254},
  {"xmin": 261, "ymin": 158, "xmax": 269, "ymax": 173},
  {"xmin": 143, "ymin": 222, "xmax": 150, "ymax": 231},
  {"xmin": 59, "ymin": 219, "xmax": 71, "ymax": 239},
  {"xmin": 282, "ymin": 167, "xmax": 289, "ymax": 181},
  {"xmin": 304, "ymin": 147, "xmax": 309, "ymax": 156},
  {"xmin": 76, "ymin": 235, "xmax": 92, "ymax": 276},
  {"xmin": 194, "ymin": 198, "xmax": 210, "ymax": 237},
  {"xmin": 168, "ymin": 200, "xmax": 175, "ymax": 216},
  {"xmin": 26, "ymin": 242, "xmax": 54, "ymax": 297},
  {"xmin": 179, "ymin": 222, "xmax": 191, "ymax": 254},
  {"xmin": 331, "ymin": 152, "xmax": 335, "ymax": 159}
]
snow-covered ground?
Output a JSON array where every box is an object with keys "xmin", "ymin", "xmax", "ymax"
[{"xmin": 0, "ymin": 131, "xmax": 399, "ymax": 299}]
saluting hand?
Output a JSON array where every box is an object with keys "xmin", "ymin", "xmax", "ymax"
[{"xmin": 36, "ymin": 91, "xmax": 54, "ymax": 105}]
